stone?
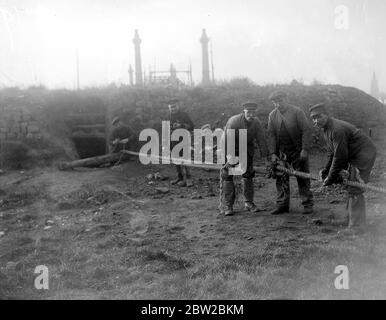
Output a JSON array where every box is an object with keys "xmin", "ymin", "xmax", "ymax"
[
  {"xmin": 191, "ymin": 194, "xmax": 203, "ymax": 199},
  {"xmin": 155, "ymin": 187, "xmax": 169, "ymax": 194}
]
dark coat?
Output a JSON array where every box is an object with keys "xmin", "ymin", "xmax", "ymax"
[
  {"xmin": 224, "ymin": 113, "xmax": 268, "ymax": 157},
  {"xmin": 322, "ymin": 117, "xmax": 377, "ymax": 183},
  {"xmin": 267, "ymin": 104, "xmax": 312, "ymax": 155}
]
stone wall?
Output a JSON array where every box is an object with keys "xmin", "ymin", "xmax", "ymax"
[{"xmin": 0, "ymin": 106, "xmax": 43, "ymax": 142}]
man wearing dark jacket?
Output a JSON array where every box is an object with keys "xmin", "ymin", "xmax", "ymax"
[
  {"xmin": 110, "ymin": 116, "xmax": 133, "ymax": 153},
  {"xmin": 219, "ymin": 102, "xmax": 269, "ymax": 216},
  {"xmin": 168, "ymin": 99, "xmax": 194, "ymax": 187},
  {"xmin": 310, "ymin": 103, "xmax": 377, "ymax": 232},
  {"xmin": 267, "ymin": 90, "xmax": 314, "ymax": 215}
]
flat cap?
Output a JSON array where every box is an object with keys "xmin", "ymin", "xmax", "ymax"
[
  {"xmin": 111, "ymin": 116, "xmax": 120, "ymax": 125},
  {"xmin": 269, "ymin": 90, "xmax": 287, "ymax": 101},
  {"xmin": 242, "ymin": 102, "xmax": 258, "ymax": 110},
  {"xmin": 309, "ymin": 103, "xmax": 328, "ymax": 114},
  {"xmin": 167, "ymin": 98, "xmax": 179, "ymax": 105}
]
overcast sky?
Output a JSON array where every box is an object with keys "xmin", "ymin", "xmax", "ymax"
[{"xmin": 0, "ymin": 0, "xmax": 385, "ymax": 92}]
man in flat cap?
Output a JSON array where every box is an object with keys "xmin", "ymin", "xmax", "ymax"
[
  {"xmin": 109, "ymin": 116, "xmax": 134, "ymax": 154},
  {"xmin": 167, "ymin": 98, "xmax": 195, "ymax": 187},
  {"xmin": 267, "ymin": 90, "xmax": 314, "ymax": 215},
  {"xmin": 219, "ymin": 102, "xmax": 269, "ymax": 216},
  {"xmin": 309, "ymin": 103, "xmax": 377, "ymax": 233}
]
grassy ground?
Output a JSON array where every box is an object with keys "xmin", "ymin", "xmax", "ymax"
[{"xmin": 1, "ymin": 151, "xmax": 386, "ymax": 300}]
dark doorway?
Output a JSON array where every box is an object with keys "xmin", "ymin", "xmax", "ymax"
[{"xmin": 73, "ymin": 137, "xmax": 107, "ymax": 159}]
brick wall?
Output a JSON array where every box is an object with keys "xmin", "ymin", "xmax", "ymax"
[{"xmin": 0, "ymin": 106, "xmax": 43, "ymax": 142}]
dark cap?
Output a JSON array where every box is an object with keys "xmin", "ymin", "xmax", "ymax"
[
  {"xmin": 309, "ymin": 103, "xmax": 328, "ymax": 115},
  {"xmin": 242, "ymin": 102, "xmax": 258, "ymax": 110},
  {"xmin": 269, "ymin": 90, "xmax": 287, "ymax": 101},
  {"xmin": 111, "ymin": 116, "xmax": 120, "ymax": 125},
  {"xmin": 167, "ymin": 98, "xmax": 179, "ymax": 105}
]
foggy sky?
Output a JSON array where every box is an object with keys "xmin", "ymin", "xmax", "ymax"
[{"xmin": 0, "ymin": 0, "xmax": 385, "ymax": 92}]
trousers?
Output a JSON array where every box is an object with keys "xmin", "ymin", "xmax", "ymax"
[
  {"xmin": 220, "ymin": 149, "xmax": 255, "ymax": 208},
  {"xmin": 275, "ymin": 155, "xmax": 314, "ymax": 209}
]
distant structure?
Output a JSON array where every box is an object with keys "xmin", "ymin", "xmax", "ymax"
[
  {"xmin": 76, "ymin": 49, "xmax": 80, "ymax": 90},
  {"xmin": 210, "ymin": 40, "xmax": 215, "ymax": 83},
  {"xmin": 200, "ymin": 29, "xmax": 211, "ymax": 85},
  {"xmin": 148, "ymin": 63, "xmax": 193, "ymax": 87},
  {"xmin": 370, "ymin": 72, "xmax": 380, "ymax": 100},
  {"xmin": 128, "ymin": 65, "xmax": 134, "ymax": 86},
  {"xmin": 133, "ymin": 29, "xmax": 143, "ymax": 86},
  {"xmin": 129, "ymin": 28, "xmax": 212, "ymax": 87}
]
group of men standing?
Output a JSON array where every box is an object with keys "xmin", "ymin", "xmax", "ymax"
[
  {"xmin": 220, "ymin": 90, "xmax": 314, "ymax": 217},
  {"xmin": 109, "ymin": 90, "xmax": 377, "ymax": 234}
]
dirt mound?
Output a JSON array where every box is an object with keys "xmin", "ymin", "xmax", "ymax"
[{"xmin": 1, "ymin": 83, "xmax": 384, "ymax": 168}]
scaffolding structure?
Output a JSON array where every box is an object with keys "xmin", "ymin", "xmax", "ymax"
[{"xmin": 147, "ymin": 63, "xmax": 193, "ymax": 87}]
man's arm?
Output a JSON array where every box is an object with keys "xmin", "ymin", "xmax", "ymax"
[
  {"xmin": 324, "ymin": 129, "xmax": 349, "ymax": 185},
  {"xmin": 319, "ymin": 149, "xmax": 333, "ymax": 180},
  {"xmin": 267, "ymin": 113, "xmax": 278, "ymax": 159},
  {"xmin": 296, "ymin": 108, "xmax": 312, "ymax": 155}
]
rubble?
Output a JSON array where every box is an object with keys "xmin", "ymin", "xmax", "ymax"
[
  {"xmin": 147, "ymin": 172, "xmax": 169, "ymax": 181},
  {"xmin": 311, "ymin": 219, "xmax": 323, "ymax": 226}
]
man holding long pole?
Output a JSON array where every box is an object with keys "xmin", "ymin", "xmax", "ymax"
[
  {"xmin": 267, "ymin": 90, "xmax": 314, "ymax": 215},
  {"xmin": 309, "ymin": 103, "xmax": 377, "ymax": 233}
]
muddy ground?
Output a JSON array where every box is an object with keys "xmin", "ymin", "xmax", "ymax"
[{"xmin": 1, "ymin": 149, "xmax": 386, "ymax": 299}]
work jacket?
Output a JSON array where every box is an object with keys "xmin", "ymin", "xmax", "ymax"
[
  {"xmin": 322, "ymin": 117, "xmax": 377, "ymax": 182},
  {"xmin": 267, "ymin": 104, "xmax": 312, "ymax": 155},
  {"xmin": 223, "ymin": 113, "xmax": 268, "ymax": 158}
]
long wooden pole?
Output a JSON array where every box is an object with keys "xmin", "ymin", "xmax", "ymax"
[{"xmin": 58, "ymin": 149, "xmax": 386, "ymax": 194}]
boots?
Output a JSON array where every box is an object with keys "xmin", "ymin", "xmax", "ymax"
[
  {"xmin": 171, "ymin": 177, "xmax": 183, "ymax": 185},
  {"xmin": 245, "ymin": 202, "xmax": 262, "ymax": 213},
  {"xmin": 269, "ymin": 206, "xmax": 289, "ymax": 215},
  {"xmin": 177, "ymin": 179, "xmax": 186, "ymax": 187},
  {"xmin": 172, "ymin": 165, "xmax": 184, "ymax": 185},
  {"xmin": 223, "ymin": 206, "xmax": 234, "ymax": 216}
]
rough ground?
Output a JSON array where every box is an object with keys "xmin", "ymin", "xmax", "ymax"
[{"xmin": 1, "ymin": 150, "xmax": 386, "ymax": 300}]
